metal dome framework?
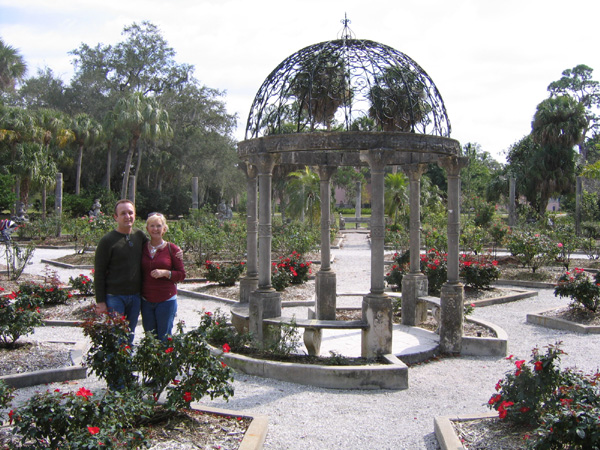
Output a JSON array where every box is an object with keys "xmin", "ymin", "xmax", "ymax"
[{"xmin": 245, "ymin": 37, "xmax": 452, "ymax": 139}]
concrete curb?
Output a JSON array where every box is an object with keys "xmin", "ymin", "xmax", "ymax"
[
  {"xmin": 40, "ymin": 258, "xmax": 94, "ymax": 270},
  {"xmin": 434, "ymin": 412, "xmax": 497, "ymax": 450},
  {"xmin": 527, "ymin": 308, "xmax": 600, "ymax": 334},
  {"xmin": 495, "ymin": 279, "xmax": 555, "ymax": 289},
  {"xmin": 0, "ymin": 341, "xmax": 87, "ymax": 388},
  {"xmin": 462, "ymin": 317, "xmax": 508, "ymax": 356},
  {"xmin": 188, "ymin": 404, "xmax": 268, "ymax": 450},
  {"xmin": 469, "ymin": 288, "xmax": 538, "ymax": 307},
  {"xmin": 216, "ymin": 348, "xmax": 409, "ymax": 390}
]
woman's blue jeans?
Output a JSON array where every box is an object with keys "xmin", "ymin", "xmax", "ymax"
[
  {"xmin": 141, "ymin": 296, "xmax": 177, "ymax": 341},
  {"xmin": 105, "ymin": 293, "xmax": 141, "ymax": 346}
]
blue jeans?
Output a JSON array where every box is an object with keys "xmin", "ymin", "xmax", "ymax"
[
  {"xmin": 105, "ymin": 294, "xmax": 141, "ymax": 346},
  {"xmin": 141, "ymin": 295, "xmax": 177, "ymax": 341}
]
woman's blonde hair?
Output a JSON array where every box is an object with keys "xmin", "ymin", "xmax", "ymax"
[{"xmin": 146, "ymin": 212, "xmax": 168, "ymax": 233}]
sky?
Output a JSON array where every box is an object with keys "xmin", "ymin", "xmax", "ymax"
[{"xmin": 1, "ymin": 0, "xmax": 599, "ymax": 163}]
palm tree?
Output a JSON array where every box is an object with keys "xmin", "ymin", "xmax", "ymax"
[
  {"xmin": 529, "ymin": 95, "xmax": 587, "ymax": 213},
  {"xmin": 0, "ymin": 38, "xmax": 27, "ymax": 92},
  {"xmin": 384, "ymin": 172, "xmax": 409, "ymax": 226},
  {"xmin": 112, "ymin": 93, "xmax": 172, "ymax": 198},
  {"xmin": 368, "ymin": 66, "xmax": 430, "ymax": 132},
  {"xmin": 70, "ymin": 113, "xmax": 102, "ymax": 195},
  {"xmin": 290, "ymin": 54, "xmax": 351, "ymax": 131},
  {"xmin": 286, "ymin": 166, "xmax": 321, "ymax": 226}
]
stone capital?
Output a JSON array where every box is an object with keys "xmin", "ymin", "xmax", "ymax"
[
  {"xmin": 359, "ymin": 149, "xmax": 393, "ymax": 173},
  {"xmin": 401, "ymin": 163, "xmax": 428, "ymax": 181},
  {"xmin": 438, "ymin": 156, "xmax": 468, "ymax": 177},
  {"xmin": 317, "ymin": 165, "xmax": 337, "ymax": 181},
  {"xmin": 256, "ymin": 154, "xmax": 279, "ymax": 175}
]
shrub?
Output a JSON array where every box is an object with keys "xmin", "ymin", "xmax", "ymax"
[
  {"xmin": 18, "ymin": 282, "xmax": 73, "ymax": 306},
  {"xmin": 488, "ymin": 343, "xmax": 600, "ymax": 449},
  {"xmin": 488, "ymin": 343, "xmax": 566, "ymax": 426},
  {"xmin": 384, "ymin": 251, "xmax": 410, "ymax": 290},
  {"xmin": 550, "ymin": 224, "xmax": 583, "ymax": 270},
  {"xmin": 204, "ymin": 261, "xmax": 245, "ymax": 286},
  {"xmin": 420, "ymin": 249, "xmax": 447, "ymax": 295},
  {"xmin": 271, "ymin": 262, "xmax": 292, "ymax": 291},
  {"xmin": 528, "ymin": 370, "xmax": 600, "ymax": 449},
  {"xmin": 0, "ymin": 289, "xmax": 44, "ymax": 345},
  {"xmin": 554, "ymin": 268, "xmax": 600, "ymax": 312},
  {"xmin": 67, "ymin": 213, "xmax": 114, "ymax": 254},
  {"xmin": 507, "ymin": 230, "xmax": 559, "ymax": 273},
  {"xmin": 69, "ymin": 273, "xmax": 94, "ymax": 296},
  {"xmin": 1, "ymin": 241, "xmax": 35, "ymax": 281},
  {"xmin": 459, "ymin": 254, "xmax": 500, "ymax": 290},
  {"xmin": 11, "ymin": 386, "xmax": 151, "ymax": 448},
  {"xmin": 197, "ymin": 308, "xmax": 252, "ymax": 351}
]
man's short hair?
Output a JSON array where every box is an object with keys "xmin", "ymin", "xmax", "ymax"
[{"xmin": 114, "ymin": 199, "xmax": 135, "ymax": 215}]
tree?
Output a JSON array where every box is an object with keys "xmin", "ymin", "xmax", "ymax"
[
  {"xmin": 286, "ymin": 167, "xmax": 321, "ymax": 226},
  {"xmin": 17, "ymin": 68, "xmax": 67, "ymax": 110},
  {"xmin": 506, "ymin": 95, "xmax": 586, "ymax": 214},
  {"xmin": 460, "ymin": 142, "xmax": 503, "ymax": 205},
  {"xmin": 384, "ymin": 172, "xmax": 408, "ymax": 225},
  {"xmin": 368, "ymin": 65, "xmax": 430, "ymax": 132},
  {"xmin": 290, "ymin": 53, "xmax": 350, "ymax": 131},
  {"xmin": 548, "ymin": 64, "xmax": 600, "ymax": 161},
  {"xmin": 0, "ymin": 38, "xmax": 26, "ymax": 92},
  {"xmin": 112, "ymin": 93, "xmax": 171, "ymax": 198},
  {"xmin": 70, "ymin": 113, "xmax": 102, "ymax": 195}
]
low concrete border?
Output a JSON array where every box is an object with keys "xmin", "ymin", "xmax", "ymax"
[
  {"xmin": 217, "ymin": 348, "xmax": 408, "ymax": 390},
  {"xmin": 434, "ymin": 412, "xmax": 497, "ymax": 450},
  {"xmin": 189, "ymin": 404, "xmax": 268, "ymax": 450},
  {"xmin": 462, "ymin": 317, "xmax": 508, "ymax": 356},
  {"xmin": 0, "ymin": 341, "xmax": 87, "ymax": 388},
  {"xmin": 41, "ymin": 258, "xmax": 93, "ymax": 270},
  {"xmin": 527, "ymin": 308, "xmax": 600, "ymax": 334},
  {"xmin": 470, "ymin": 288, "xmax": 538, "ymax": 307}
]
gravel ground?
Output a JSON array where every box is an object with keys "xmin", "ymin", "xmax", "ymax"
[{"xmin": 5, "ymin": 234, "xmax": 600, "ymax": 449}]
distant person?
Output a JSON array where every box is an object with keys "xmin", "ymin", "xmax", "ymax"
[
  {"xmin": 94, "ymin": 199, "xmax": 147, "ymax": 345},
  {"xmin": 141, "ymin": 212, "xmax": 186, "ymax": 341}
]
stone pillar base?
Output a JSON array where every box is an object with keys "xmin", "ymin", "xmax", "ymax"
[
  {"xmin": 439, "ymin": 282, "xmax": 464, "ymax": 355},
  {"xmin": 361, "ymin": 294, "xmax": 393, "ymax": 358},
  {"xmin": 401, "ymin": 273, "xmax": 428, "ymax": 326},
  {"xmin": 316, "ymin": 270, "xmax": 337, "ymax": 320},
  {"xmin": 249, "ymin": 289, "xmax": 281, "ymax": 345},
  {"xmin": 239, "ymin": 276, "xmax": 259, "ymax": 304}
]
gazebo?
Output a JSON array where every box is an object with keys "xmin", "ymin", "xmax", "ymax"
[{"xmin": 235, "ymin": 21, "xmax": 466, "ymax": 357}]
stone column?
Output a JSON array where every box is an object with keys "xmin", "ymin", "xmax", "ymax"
[
  {"xmin": 191, "ymin": 177, "xmax": 199, "ymax": 210},
  {"xmin": 508, "ymin": 177, "xmax": 516, "ymax": 228},
  {"xmin": 316, "ymin": 165, "xmax": 337, "ymax": 319},
  {"xmin": 360, "ymin": 150, "xmax": 392, "ymax": 357},
  {"xmin": 355, "ymin": 180, "xmax": 362, "ymax": 229},
  {"xmin": 249, "ymin": 155, "xmax": 281, "ymax": 343},
  {"xmin": 55, "ymin": 173, "xmax": 63, "ymax": 237},
  {"xmin": 239, "ymin": 163, "xmax": 259, "ymax": 303},
  {"xmin": 438, "ymin": 156, "xmax": 468, "ymax": 354},
  {"xmin": 401, "ymin": 164, "xmax": 428, "ymax": 326}
]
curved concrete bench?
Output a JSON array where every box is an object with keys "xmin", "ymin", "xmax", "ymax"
[{"xmin": 263, "ymin": 317, "xmax": 368, "ymax": 356}]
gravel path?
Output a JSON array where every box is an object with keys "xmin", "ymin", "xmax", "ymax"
[{"xmin": 7, "ymin": 234, "xmax": 600, "ymax": 449}]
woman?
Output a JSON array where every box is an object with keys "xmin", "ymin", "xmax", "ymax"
[{"xmin": 141, "ymin": 213, "xmax": 185, "ymax": 341}]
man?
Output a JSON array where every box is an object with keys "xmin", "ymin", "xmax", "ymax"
[{"xmin": 94, "ymin": 199, "xmax": 147, "ymax": 344}]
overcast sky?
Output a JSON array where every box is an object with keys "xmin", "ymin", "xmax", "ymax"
[{"xmin": 1, "ymin": 0, "xmax": 599, "ymax": 163}]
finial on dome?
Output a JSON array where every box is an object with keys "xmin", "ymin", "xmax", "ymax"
[{"xmin": 338, "ymin": 13, "xmax": 355, "ymax": 40}]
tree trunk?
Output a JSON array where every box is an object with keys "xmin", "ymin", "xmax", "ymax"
[
  {"xmin": 41, "ymin": 186, "xmax": 47, "ymax": 219},
  {"xmin": 75, "ymin": 144, "xmax": 84, "ymax": 195},
  {"xmin": 121, "ymin": 137, "xmax": 138, "ymax": 199},
  {"xmin": 105, "ymin": 141, "xmax": 112, "ymax": 191}
]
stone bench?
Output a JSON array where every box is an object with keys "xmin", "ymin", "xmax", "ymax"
[
  {"xmin": 339, "ymin": 216, "xmax": 370, "ymax": 230},
  {"xmin": 263, "ymin": 317, "xmax": 369, "ymax": 356}
]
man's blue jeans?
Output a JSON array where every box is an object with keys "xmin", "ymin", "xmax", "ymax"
[
  {"xmin": 141, "ymin": 295, "xmax": 177, "ymax": 341},
  {"xmin": 105, "ymin": 293, "xmax": 141, "ymax": 346}
]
